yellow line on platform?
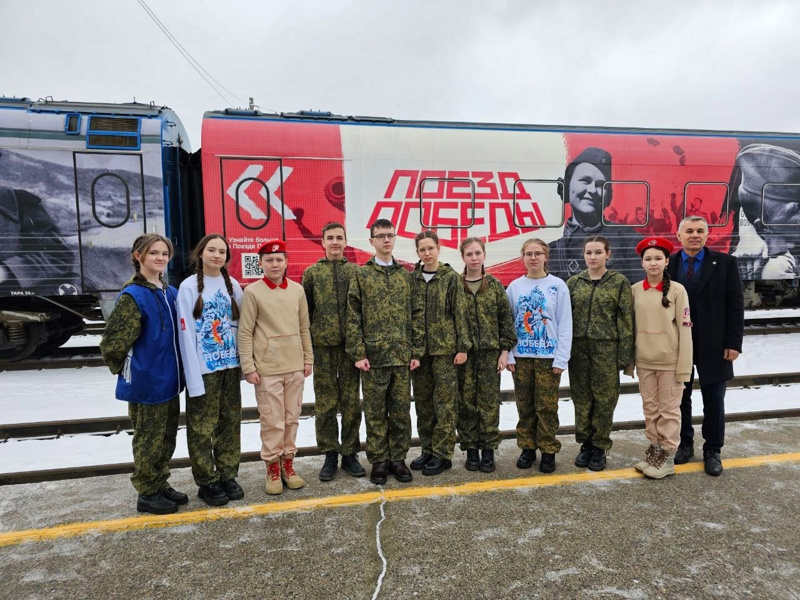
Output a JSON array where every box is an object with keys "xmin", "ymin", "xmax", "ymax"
[{"xmin": 1, "ymin": 451, "xmax": 798, "ymax": 548}]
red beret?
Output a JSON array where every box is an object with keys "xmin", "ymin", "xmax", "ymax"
[
  {"xmin": 635, "ymin": 237, "xmax": 674, "ymax": 256},
  {"xmin": 257, "ymin": 239, "xmax": 286, "ymax": 255}
]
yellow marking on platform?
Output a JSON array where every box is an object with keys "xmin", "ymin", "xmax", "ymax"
[{"xmin": 1, "ymin": 451, "xmax": 798, "ymax": 548}]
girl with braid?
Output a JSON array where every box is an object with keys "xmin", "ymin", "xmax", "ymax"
[
  {"xmin": 177, "ymin": 234, "xmax": 244, "ymax": 506},
  {"xmin": 626, "ymin": 237, "xmax": 692, "ymax": 479}
]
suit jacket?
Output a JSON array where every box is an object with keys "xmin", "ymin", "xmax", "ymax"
[{"xmin": 667, "ymin": 248, "xmax": 744, "ymax": 385}]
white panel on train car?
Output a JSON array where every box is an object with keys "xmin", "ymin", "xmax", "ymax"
[{"xmin": 341, "ymin": 125, "xmax": 566, "ymax": 270}]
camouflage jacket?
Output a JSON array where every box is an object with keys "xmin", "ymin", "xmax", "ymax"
[
  {"xmin": 302, "ymin": 257, "xmax": 358, "ymax": 347},
  {"xmin": 566, "ymin": 269, "xmax": 634, "ymax": 368},
  {"xmin": 346, "ymin": 257, "xmax": 413, "ymax": 367},
  {"xmin": 411, "ymin": 263, "xmax": 472, "ymax": 358},
  {"xmin": 463, "ymin": 274, "xmax": 517, "ymax": 352}
]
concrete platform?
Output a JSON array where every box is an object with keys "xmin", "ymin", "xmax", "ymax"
[{"xmin": 1, "ymin": 418, "xmax": 799, "ymax": 599}]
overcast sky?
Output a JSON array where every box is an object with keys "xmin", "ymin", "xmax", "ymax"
[{"xmin": 2, "ymin": 0, "xmax": 798, "ymax": 146}]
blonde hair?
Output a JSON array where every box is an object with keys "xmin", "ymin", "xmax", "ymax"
[
  {"xmin": 521, "ymin": 238, "xmax": 549, "ymax": 273},
  {"xmin": 131, "ymin": 233, "xmax": 173, "ymax": 282}
]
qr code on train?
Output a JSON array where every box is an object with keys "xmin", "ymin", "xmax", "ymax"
[{"xmin": 242, "ymin": 253, "xmax": 263, "ymax": 279}]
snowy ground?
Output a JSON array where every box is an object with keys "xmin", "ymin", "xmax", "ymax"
[{"xmin": 2, "ymin": 330, "xmax": 799, "ymax": 475}]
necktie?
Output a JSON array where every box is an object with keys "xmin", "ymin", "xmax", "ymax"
[{"xmin": 686, "ymin": 256, "xmax": 697, "ymax": 281}]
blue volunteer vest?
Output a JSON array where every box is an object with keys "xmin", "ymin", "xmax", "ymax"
[{"xmin": 115, "ymin": 283, "xmax": 185, "ymax": 404}]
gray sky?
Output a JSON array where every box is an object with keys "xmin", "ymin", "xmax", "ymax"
[{"xmin": 2, "ymin": 0, "xmax": 798, "ymax": 145}]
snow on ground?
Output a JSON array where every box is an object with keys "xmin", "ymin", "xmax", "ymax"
[{"xmin": 2, "ymin": 331, "xmax": 799, "ymax": 474}]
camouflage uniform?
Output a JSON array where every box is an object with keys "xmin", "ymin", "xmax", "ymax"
[
  {"xmin": 567, "ymin": 269, "xmax": 634, "ymax": 450},
  {"xmin": 186, "ymin": 368, "xmax": 243, "ymax": 486},
  {"xmin": 303, "ymin": 258, "xmax": 362, "ymax": 455},
  {"xmin": 411, "ymin": 263, "xmax": 472, "ymax": 460},
  {"xmin": 100, "ymin": 277, "xmax": 181, "ymax": 495},
  {"xmin": 458, "ymin": 274, "xmax": 517, "ymax": 450},
  {"xmin": 512, "ymin": 358, "xmax": 562, "ymax": 453},
  {"xmin": 346, "ymin": 257, "xmax": 413, "ymax": 463}
]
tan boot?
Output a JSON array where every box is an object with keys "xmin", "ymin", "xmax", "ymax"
[
  {"xmin": 265, "ymin": 460, "xmax": 283, "ymax": 495},
  {"xmin": 643, "ymin": 447, "xmax": 675, "ymax": 479},
  {"xmin": 634, "ymin": 444, "xmax": 659, "ymax": 473},
  {"xmin": 281, "ymin": 455, "xmax": 306, "ymax": 490}
]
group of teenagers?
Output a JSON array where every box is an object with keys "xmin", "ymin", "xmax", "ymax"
[{"xmin": 100, "ymin": 214, "xmax": 744, "ymax": 516}]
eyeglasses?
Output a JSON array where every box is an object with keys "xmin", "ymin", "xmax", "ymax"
[
  {"xmin": 523, "ymin": 251, "xmax": 546, "ymax": 259},
  {"xmin": 372, "ymin": 233, "xmax": 396, "ymax": 240}
]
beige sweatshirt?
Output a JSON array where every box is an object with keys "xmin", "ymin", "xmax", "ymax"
[
  {"xmin": 629, "ymin": 280, "xmax": 693, "ymax": 381},
  {"xmin": 238, "ymin": 279, "xmax": 313, "ymax": 376}
]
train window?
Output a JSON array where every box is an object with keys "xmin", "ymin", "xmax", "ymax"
[
  {"xmin": 512, "ymin": 179, "xmax": 564, "ymax": 229},
  {"xmin": 235, "ymin": 177, "xmax": 271, "ymax": 231},
  {"xmin": 762, "ymin": 183, "xmax": 800, "ymax": 226},
  {"xmin": 86, "ymin": 116, "xmax": 141, "ymax": 150},
  {"xmin": 418, "ymin": 177, "xmax": 476, "ymax": 229},
  {"xmin": 683, "ymin": 182, "xmax": 730, "ymax": 227},
  {"xmin": 90, "ymin": 173, "xmax": 131, "ymax": 229},
  {"xmin": 64, "ymin": 113, "xmax": 81, "ymax": 135},
  {"xmin": 601, "ymin": 181, "xmax": 650, "ymax": 227}
]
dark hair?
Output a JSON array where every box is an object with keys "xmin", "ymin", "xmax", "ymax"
[
  {"xmin": 321, "ymin": 221, "xmax": 347, "ymax": 238},
  {"xmin": 369, "ymin": 218, "xmax": 395, "ymax": 237},
  {"xmin": 640, "ymin": 246, "xmax": 672, "ymax": 308},
  {"xmin": 559, "ymin": 147, "xmax": 614, "ymax": 211},
  {"xmin": 459, "ymin": 237, "xmax": 488, "ymax": 293},
  {"xmin": 415, "ymin": 229, "xmax": 439, "ymax": 248},
  {"xmin": 190, "ymin": 234, "xmax": 240, "ymax": 321},
  {"xmin": 582, "ymin": 235, "xmax": 611, "ymax": 253},
  {"xmin": 131, "ymin": 233, "xmax": 173, "ymax": 284}
]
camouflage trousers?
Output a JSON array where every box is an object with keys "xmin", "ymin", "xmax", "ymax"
[
  {"xmin": 186, "ymin": 367, "xmax": 242, "ymax": 486},
  {"xmin": 512, "ymin": 358, "xmax": 562, "ymax": 454},
  {"xmin": 313, "ymin": 345, "xmax": 362, "ymax": 456},
  {"xmin": 569, "ymin": 339, "xmax": 621, "ymax": 450},
  {"xmin": 362, "ymin": 365, "xmax": 411, "ymax": 463},
  {"xmin": 128, "ymin": 396, "xmax": 180, "ymax": 495},
  {"xmin": 413, "ymin": 355, "xmax": 459, "ymax": 460},
  {"xmin": 457, "ymin": 349, "xmax": 502, "ymax": 450}
]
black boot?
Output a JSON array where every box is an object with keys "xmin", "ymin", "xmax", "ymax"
[
  {"xmin": 539, "ymin": 452, "xmax": 556, "ymax": 473},
  {"xmin": 388, "ymin": 460, "xmax": 413, "ymax": 482},
  {"xmin": 465, "ymin": 449, "xmax": 480, "ymax": 471},
  {"xmin": 410, "ymin": 453, "xmax": 433, "ymax": 470},
  {"xmin": 370, "ymin": 461, "xmax": 389, "ymax": 485},
  {"xmin": 703, "ymin": 449, "xmax": 723, "ymax": 476},
  {"xmin": 674, "ymin": 444, "xmax": 695, "ymax": 465},
  {"xmin": 516, "ymin": 449, "xmax": 536, "ymax": 469},
  {"xmin": 479, "ymin": 449, "xmax": 495, "ymax": 473},
  {"xmin": 319, "ymin": 451, "xmax": 339, "ymax": 482},
  {"xmin": 161, "ymin": 487, "xmax": 189, "ymax": 505},
  {"xmin": 341, "ymin": 453, "xmax": 367, "ymax": 477},
  {"xmin": 198, "ymin": 482, "xmax": 230, "ymax": 507},
  {"xmin": 422, "ymin": 456, "xmax": 452, "ymax": 476},
  {"xmin": 574, "ymin": 442, "xmax": 592, "ymax": 468},
  {"xmin": 588, "ymin": 447, "xmax": 606, "ymax": 472},
  {"xmin": 137, "ymin": 491, "xmax": 178, "ymax": 515},
  {"xmin": 220, "ymin": 479, "xmax": 245, "ymax": 500}
]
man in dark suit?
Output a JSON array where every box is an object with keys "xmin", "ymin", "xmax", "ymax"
[{"xmin": 667, "ymin": 216, "xmax": 744, "ymax": 476}]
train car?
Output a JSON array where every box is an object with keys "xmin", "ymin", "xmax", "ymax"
[
  {"xmin": 201, "ymin": 109, "xmax": 800, "ymax": 307},
  {"xmin": 0, "ymin": 97, "xmax": 197, "ymax": 361}
]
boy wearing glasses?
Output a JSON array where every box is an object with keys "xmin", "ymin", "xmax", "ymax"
[{"xmin": 346, "ymin": 219, "xmax": 417, "ymax": 485}]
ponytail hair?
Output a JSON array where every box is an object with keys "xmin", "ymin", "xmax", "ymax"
[{"xmin": 189, "ymin": 234, "xmax": 240, "ymax": 320}]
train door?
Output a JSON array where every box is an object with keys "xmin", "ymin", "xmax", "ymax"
[
  {"xmin": 218, "ymin": 157, "xmax": 287, "ymax": 281},
  {"xmin": 73, "ymin": 152, "xmax": 146, "ymax": 293}
]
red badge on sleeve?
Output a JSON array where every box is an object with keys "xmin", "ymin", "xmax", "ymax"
[{"xmin": 180, "ymin": 318, "xmax": 186, "ymax": 331}]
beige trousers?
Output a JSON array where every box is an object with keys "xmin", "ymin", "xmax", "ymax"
[
  {"xmin": 254, "ymin": 371, "xmax": 305, "ymax": 463},
  {"xmin": 637, "ymin": 368, "xmax": 683, "ymax": 451}
]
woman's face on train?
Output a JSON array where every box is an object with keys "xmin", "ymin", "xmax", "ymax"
[
  {"xmin": 569, "ymin": 163, "xmax": 606, "ymax": 223},
  {"xmin": 738, "ymin": 184, "xmax": 800, "ymax": 227}
]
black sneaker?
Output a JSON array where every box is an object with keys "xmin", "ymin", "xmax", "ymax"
[
  {"xmin": 588, "ymin": 447, "xmax": 606, "ymax": 472},
  {"xmin": 341, "ymin": 453, "xmax": 366, "ymax": 477},
  {"xmin": 137, "ymin": 492, "xmax": 178, "ymax": 515},
  {"xmin": 465, "ymin": 449, "xmax": 480, "ymax": 471},
  {"xmin": 422, "ymin": 456, "xmax": 452, "ymax": 476},
  {"xmin": 479, "ymin": 449, "xmax": 495, "ymax": 473},
  {"xmin": 410, "ymin": 453, "xmax": 433, "ymax": 470},
  {"xmin": 539, "ymin": 453, "xmax": 556, "ymax": 473},
  {"xmin": 674, "ymin": 444, "xmax": 694, "ymax": 465},
  {"xmin": 220, "ymin": 479, "xmax": 245, "ymax": 500},
  {"xmin": 319, "ymin": 451, "xmax": 339, "ymax": 482},
  {"xmin": 516, "ymin": 449, "xmax": 536, "ymax": 469},
  {"xmin": 574, "ymin": 443, "xmax": 592, "ymax": 468},
  {"xmin": 161, "ymin": 487, "xmax": 189, "ymax": 505},
  {"xmin": 198, "ymin": 482, "xmax": 229, "ymax": 507},
  {"xmin": 703, "ymin": 449, "xmax": 723, "ymax": 476}
]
